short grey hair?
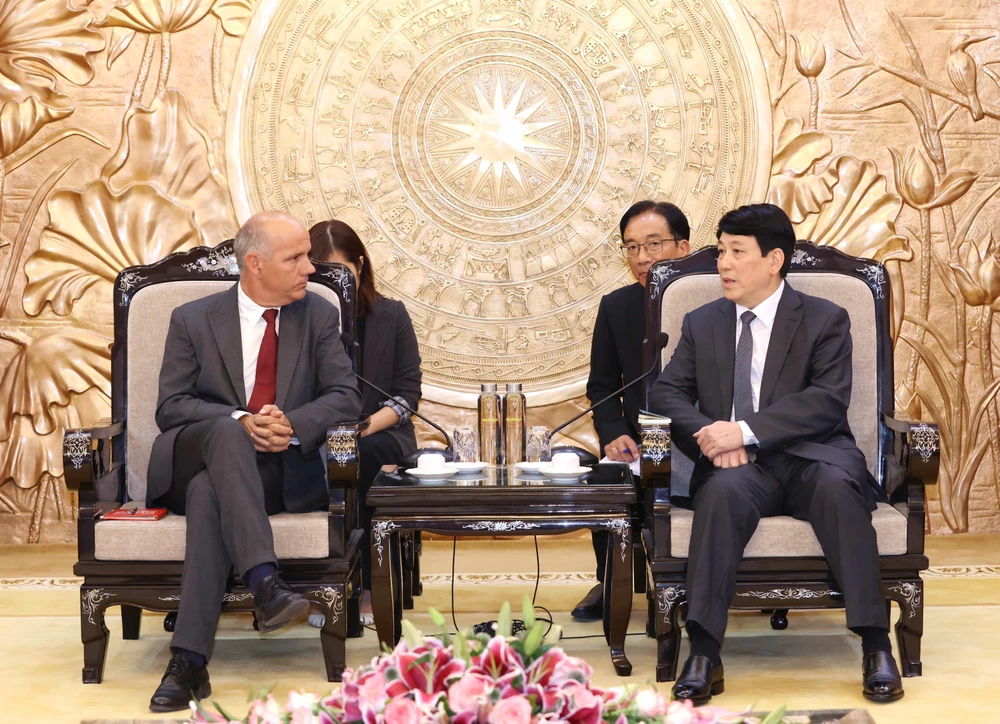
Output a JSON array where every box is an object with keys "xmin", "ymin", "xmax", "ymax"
[{"xmin": 233, "ymin": 216, "xmax": 273, "ymax": 273}]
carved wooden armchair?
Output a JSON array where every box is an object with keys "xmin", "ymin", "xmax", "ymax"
[
  {"xmin": 640, "ymin": 242, "xmax": 939, "ymax": 683},
  {"xmin": 63, "ymin": 241, "xmax": 366, "ymax": 685}
]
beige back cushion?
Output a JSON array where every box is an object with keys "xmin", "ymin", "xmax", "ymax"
[
  {"xmin": 126, "ymin": 281, "xmax": 342, "ymax": 501},
  {"xmin": 658, "ymin": 273, "xmax": 879, "ymax": 488}
]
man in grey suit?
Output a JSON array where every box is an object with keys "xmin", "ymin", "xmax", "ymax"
[{"xmin": 146, "ymin": 211, "xmax": 362, "ymax": 712}]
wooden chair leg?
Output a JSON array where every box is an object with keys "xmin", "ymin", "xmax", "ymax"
[
  {"xmin": 653, "ymin": 584, "xmax": 685, "ymax": 682},
  {"xmin": 81, "ymin": 588, "xmax": 113, "ymax": 684},
  {"xmin": 770, "ymin": 609, "xmax": 789, "ymax": 630},
  {"xmin": 121, "ymin": 605, "xmax": 142, "ymax": 640},
  {"xmin": 646, "ymin": 589, "xmax": 656, "ymax": 638},
  {"xmin": 402, "ymin": 532, "xmax": 415, "ymax": 610},
  {"xmin": 413, "ymin": 531, "xmax": 423, "ymax": 596},
  {"xmin": 886, "ymin": 580, "xmax": 923, "ymax": 677},
  {"xmin": 633, "ymin": 542, "xmax": 647, "ymax": 595},
  {"xmin": 319, "ymin": 584, "xmax": 348, "ymax": 682}
]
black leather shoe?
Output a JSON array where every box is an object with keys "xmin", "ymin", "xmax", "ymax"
[
  {"xmin": 570, "ymin": 583, "xmax": 604, "ymax": 621},
  {"xmin": 672, "ymin": 655, "xmax": 724, "ymax": 706},
  {"xmin": 254, "ymin": 573, "xmax": 310, "ymax": 633},
  {"xmin": 149, "ymin": 653, "xmax": 211, "ymax": 713},
  {"xmin": 862, "ymin": 651, "xmax": 904, "ymax": 702}
]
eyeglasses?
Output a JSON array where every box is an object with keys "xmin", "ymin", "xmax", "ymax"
[{"xmin": 619, "ymin": 239, "xmax": 677, "ymax": 258}]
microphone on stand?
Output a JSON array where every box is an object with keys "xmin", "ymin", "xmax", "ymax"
[
  {"xmin": 547, "ymin": 331, "xmax": 670, "ymax": 442},
  {"xmin": 353, "ymin": 372, "xmax": 454, "ymax": 450},
  {"xmin": 341, "ymin": 330, "xmax": 454, "ymax": 452}
]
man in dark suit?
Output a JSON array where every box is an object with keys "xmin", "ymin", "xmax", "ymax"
[
  {"xmin": 649, "ymin": 204, "xmax": 903, "ymax": 704},
  {"xmin": 146, "ymin": 211, "xmax": 362, "ymax": 712},
  {"xmin": 572, "ymin": 201, "xmax": 691, "ymax": 621}
]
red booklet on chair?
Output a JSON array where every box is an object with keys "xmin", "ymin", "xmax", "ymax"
[{"xmin": 101, "ymin": 507, "xmax": 168, "ymax": 521}]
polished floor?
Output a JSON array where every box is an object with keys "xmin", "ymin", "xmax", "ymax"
[{"xmin": 1, "ymin": 533, "xmax": 998, "ymax": 723}]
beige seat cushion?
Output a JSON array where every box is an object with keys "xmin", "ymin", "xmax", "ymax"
[
  {"xmin": 125, "ymin": 280, "xmax": 342, "ymax": 502},
  {"xmin": 669, "ymin": 502, "xmax": 907, "ymax": 558},
  {"xmin": 94, "ymin": 505, "xmax": 328, "ymax": 561}
]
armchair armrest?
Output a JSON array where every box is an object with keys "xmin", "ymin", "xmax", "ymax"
[
  {"xmin": 63, "ymin": 418, "xmax": 125, "ymax": 562},
  {"xmin": 639, "ymin": 421, "xmax": 672, "ymax": 489},
  {"xmin": 882, "ymin": 413, "xmax": 939, "ymax": 556},
  {"xmin": 325, "ymin": 419, "xmax": 369, "ymax": 488},
  {"xmin": 881, "ymin": 413, "xmax": 940, "ymax": 489},
  {"xmin": 63, "ymin": 419, "xmax": 125, "ymax": 493}
]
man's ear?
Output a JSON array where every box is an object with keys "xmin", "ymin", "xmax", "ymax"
[
  {"xmin": 770, "ymin": 248, "xmax": 785, "ymax": 274},
  {"xmin": 677, "ymin": 239, "xmax": 691, "ymax": 256}
]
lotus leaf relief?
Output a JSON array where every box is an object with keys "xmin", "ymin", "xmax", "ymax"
[
  {"xmin": 0, "ymin": 0, "xmax": 104, "ymax": 157},
  {"xmin": 102, "ymin": 89, "xmax": 237, "ymax": 243},
  {"xmin": 0, "ymin": 330, "xmax": 111, "ymax": 487},
  {"xmin": 23, "ymin": 180, "xmax": 203, "ymax": 316},
  {"xmin": 212, "ymin": 0, "xmax": 257, "ymax": 37},
  {"xmin": 104, "ymin": 0, "xmax": 218, "ymax": 34}
]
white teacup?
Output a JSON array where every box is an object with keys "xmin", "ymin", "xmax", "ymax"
[
  {"xmin": 416, "ymin": 453, "xmax": 446, "ymax": 472},
  {"xmin": 550, "ymin": 452, "xmax": 580, "ymax": 471}
]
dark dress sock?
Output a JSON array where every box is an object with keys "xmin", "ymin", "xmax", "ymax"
[
  {"xmin": 686, "ymin": 620, "xmax": 721, "ymax": 664},
  {"xmin": 855, "ymin": 626, "xmax": 892, "ymax": 655},
  {"xmin": 244, "ymin": 562, "xmax": 277, "ymax": 596},
  {"xmin": 170, "ymin": 646, "xmax": 207, "ymax": 669}
]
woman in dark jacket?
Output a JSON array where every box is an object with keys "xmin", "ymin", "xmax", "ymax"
[{"xmin": 308, "ymin": 220, "xmax": 422, "ymax": 624}]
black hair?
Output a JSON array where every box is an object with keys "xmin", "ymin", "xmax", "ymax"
[
  {"xmin": 618, "ymin": 200, "xmax": 690, "ymax": 242},
  {"xmin": 715, "ymin": 203, "xmax": 796, "ymax": 277}
]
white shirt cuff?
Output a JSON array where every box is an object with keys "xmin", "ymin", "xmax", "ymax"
[
  {"xmin": 232, "ymin": 410, "xmax": 249, "ymax": 420},
  {"xmin": 738, "ymin": 420, "xmax": 758, "ymax": 447}
]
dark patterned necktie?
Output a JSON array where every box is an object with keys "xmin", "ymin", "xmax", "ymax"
[
  {"xmin": 733, "ymin": 310, "xmax": 756, "ymax": 421},
  {"xmin": 248, "ymin": 308, "xmax": 278, "ymax": 413}
]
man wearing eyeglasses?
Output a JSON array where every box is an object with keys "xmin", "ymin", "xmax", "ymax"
[{"xmin": 572, "ymin": 200, "xmax": 691, "ymax": 621}]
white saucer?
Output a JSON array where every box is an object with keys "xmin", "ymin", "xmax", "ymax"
[
  {"xmin": 514, "ymin": 462, "xmax": 549, "ymax": 472},
  {"xmin": 405, "ymin": 466, "xmax": 459, "ymax": 482},
  {"xmin": 452, "ymin": 462, "xmax": 488, "ymax": 473},
  {"xmin": 541, "ymin": 466, "xmax": 592, "ymax": 480}
]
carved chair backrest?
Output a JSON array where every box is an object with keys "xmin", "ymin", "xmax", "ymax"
[
  {"xmin": 112, "ymin": 241, "xmax": 357, "ymax": 502},
  {"xmin": 646, "ymin": 242, "xmax": 893, "ymax": 495}
]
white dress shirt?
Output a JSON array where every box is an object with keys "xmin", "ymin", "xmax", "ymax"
[
  {"xmin": 232, "ymin": 284, "xmax": 299, "ymax": 445},
  {"xmin": 730, "ymin": 280, "xmax": 785, "ymax": 446}
]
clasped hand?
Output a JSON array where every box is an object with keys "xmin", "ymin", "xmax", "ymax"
[
  {"xmin": 693, "ymin": 420, "xmax": 748, "ymax": 469},
  {"xmin": 239, "ymin": 404, "xmax": 293, "ymax": 453}
]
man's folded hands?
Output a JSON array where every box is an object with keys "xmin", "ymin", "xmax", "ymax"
[{"xmin": 239, "ymin": 404, "xmax": 293, "ymax": 452}]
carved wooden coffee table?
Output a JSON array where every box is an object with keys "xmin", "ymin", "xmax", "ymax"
[{"xmin": 367, "ymin": 464, "xmax": 637, "ymax": 675}]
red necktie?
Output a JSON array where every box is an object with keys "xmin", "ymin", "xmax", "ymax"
[{"xmin": 248, "ymin": 308, "xmax": 278, "ymax": 414}]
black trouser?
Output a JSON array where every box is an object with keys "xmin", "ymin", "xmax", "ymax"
[
  {"xmin": 685, "ymin": 451, "xmax": 887, "ymax": 646},
  {"xmin": 151, "ymin": 416, "xmax": 284, "ymax": 659},
  {"xmin": 592, "ymin": 530, "xmax": 608, "ymax": 584},
  {"xmin": 357, "ymin": 431, "xmax": 403, "ymax": 590}
]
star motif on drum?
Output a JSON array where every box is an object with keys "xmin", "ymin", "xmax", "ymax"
[{"xmin": 434, "ymin": 77, "xmax": 560, "ymax": 204}]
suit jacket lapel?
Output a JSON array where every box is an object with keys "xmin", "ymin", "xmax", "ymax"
[
  {"xmin": 275, "ymin": 298, "xmax": 305, "ymax": 409},
  {"xmin": 714, "ymin": 302, "xmax": 736, "ymax": 419},
  {"xmin": 208, "ymin": 285, "xmax": 247, "ymax": 408},
  {"xmin": 759, "ymin": 285, "xmax": 804, "ymax": 407},
  {"xmin": 361, "ymin": 300, "xmax": 390, "ymax": 410}
]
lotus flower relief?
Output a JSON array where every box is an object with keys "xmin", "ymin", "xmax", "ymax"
[
  {"xmin": 0, "ymin": 0, "xmax": 103, "ymax": 158},
  {"xmin": 951, "ymin": 233, "xmax": 1000, "ymax": 309},
  {"xmin": 889, "ymin": 146, "xmax": 978, "ymax": 210},
  {"xmin": 23, "ymin": 180, "xmax": 203, "ymax": 317},
  {"xmin": 792, "ymin": 32, "xmax": 826, "ymax": 78}
]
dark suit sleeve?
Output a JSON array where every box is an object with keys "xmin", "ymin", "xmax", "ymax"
[
  {"xmin": 390, "ymin": 302, "xmax": 422, "ymax": 410},
  {"xmin": 286, "ymin": 304, "xmax": 363, "ymax": 453},
  {"xmin": 587, "ymin": 296, "xmax": 633, "ymax": 449},
  {"xmin": 745, "ymin": 306, "xmax": 853, "ymax": 453},
  {"xmin": 648, "ymin": 311, "xmax": 714, "ymax": 461},
  {"xmin": 155, "ymin": 307, "xmax": 241, "ymax": 431}
]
